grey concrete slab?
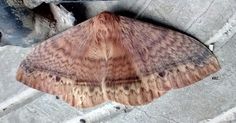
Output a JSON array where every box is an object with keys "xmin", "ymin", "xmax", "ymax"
[
  {"xmin": 140, "ymin": 0, "xmax": 236, "ymax": 42},
  {"xmin": 105, "ymin": 34, "xmax": 236, "ymax": 123},
  {"xmin": 186, "ymin": 0, "xmax": 236, "ymax": 42},
  {"xmin": 0, "ymin": 46, "xmax": 29, "ymax": 103},
  {"xmin": 140, "ymin": 0, "xmax": 214, "ymax": 29},
  {"xmin": 0, "ymin": 94, "xmax": 83, "ymax": 123}
]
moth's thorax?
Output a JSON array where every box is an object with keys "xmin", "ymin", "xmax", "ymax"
[
  {"xmin": 92, "ymin": 12, "xmax": 120, "ymax": 41},
  {"xmin": 84, "ymin": 36, "xmax": 126, "ymax": 60},
  {"xmin": 84, "ymin": 12, "xmax": 124, "ymax": 60}
]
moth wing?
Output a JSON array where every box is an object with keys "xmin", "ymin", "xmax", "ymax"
[
  {"xmin": 16, "ymin": 18, "xmax": 107, "ymax": 108},
  {"xmin": 105, "ymin": 15, "xmax": 220, "ymax": 105}
]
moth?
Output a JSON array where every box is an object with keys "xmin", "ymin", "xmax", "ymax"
[{"xmin": 16, "ymin": 12, "xmax": 220, "ymax": 108}]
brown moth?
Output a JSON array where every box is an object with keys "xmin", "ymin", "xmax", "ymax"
[{"xmin": 16, "ymin": 12, "xmax": 220, "ymax": 108}]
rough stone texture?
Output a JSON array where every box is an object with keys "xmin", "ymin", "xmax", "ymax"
[
  {"xmin": 0, "ymin": 0, "xmax": 236, "ymax": 123},
  {"xmin": 23, "ymin": 0, "xmax": 59, "ymax": 8},
  {"xmin": 0, "ymin": 0, "xmax": 75, "ymax": 46},
  {"xmin": 0, "ymin": 1, "xmax": 33, "ymax": 46}
]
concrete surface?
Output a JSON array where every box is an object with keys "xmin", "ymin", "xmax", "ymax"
[
  {"xmin": 141, "ymin": 0, "xmax": 236, "ymax": 42},
  {"xmin": 0, "ymin": 0, "xmax": 236, "ymax": 123},
  {"xmin": 0, "ymin": 94, "xmax": 83, "ymax": 123},
  {"xmin": 0, "ymin": 46, "xmax": 29, "ymax": 103}
]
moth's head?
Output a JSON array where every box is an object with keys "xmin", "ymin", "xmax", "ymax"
[
  {"xmin": 92, "ymin": 11, "xmax": 121, "ymax": 44},
  {"xmin": 95, "ymin": 11, "xmax": 120, "ymax": 23}
]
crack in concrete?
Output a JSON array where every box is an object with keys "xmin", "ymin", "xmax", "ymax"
[
  {"xmin": 136, "ymin": 107, "xmax": 180, "ymax": 123},
  {"xmin": 215, "ymin": 33, "xmax": 236, "ymax": 52},
  {"xmin": 158, "ymin": 114, "xmax": 180, "ymax": 123},
  {"xmin": 0, "ymin": 89, "xmax": 43, "ymax": 118},
  {"xmin": 136, "ymin": 108, "xmax": 159, "ymax": 121},
  {"xmin": 135, "ymin": 0, "xmax": 153, "ymax": 18},
  {"xmin": 185, "ymin": 0, "xmax": 216, "ymax": 31},
  {"xmin": 152, "ymin": 6, "xmax": 170, "ymax": 24}
]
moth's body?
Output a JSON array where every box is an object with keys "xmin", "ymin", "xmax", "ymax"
[{"xmin": 16, "ymin": 12, "xmax": 220, "ymax": 108}]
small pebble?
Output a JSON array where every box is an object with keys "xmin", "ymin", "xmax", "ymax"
[
  {"xmin": 80, "ymin": 119, "xmax": 86, "ymax": 123},
  {"xmin": 115, "ymin": 106, "xmax": 120, "ymax": 110},
  {"xmin": 212, "ymin": 76, "xmax": 219, "ymax": 80},
  {"xmin": 55, "ymin": 96, "xmax": 60, "ymax": 99}
]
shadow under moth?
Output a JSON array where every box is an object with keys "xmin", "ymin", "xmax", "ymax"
[{"xmin": 16, "ymin": 12, "xmax": 220, "ymax": 108}]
